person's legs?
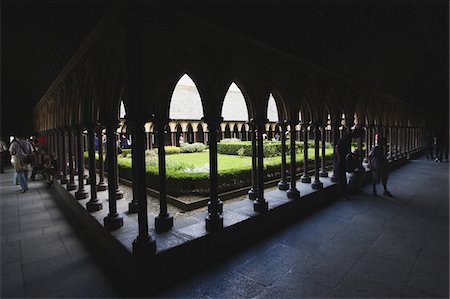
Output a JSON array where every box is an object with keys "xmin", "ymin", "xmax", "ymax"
[
  {"xmin": 16, "ymin": 170, "xmax": 28, "ymax": 192},
  {"xmin": 337, "ymin": 162, "xmax": 348, "ymax": 195},
  {"xmin": 381, "ymin": 170, "xmax": 392, "ymax": 196}
]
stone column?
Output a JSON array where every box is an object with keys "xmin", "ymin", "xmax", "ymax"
[
  {"xmin": 103, "ymin": 121, "xmax": 123, "ymax": 231},
  {"xmin": 330, "ymin": 122, "xmax": 340, "ymax": 183},
  {"xmin": 75, "ymin": 126, "xmax": 88, "ymax": 200},
  {"xmin": 130, "ymin": 119, "xmax": 157, "ymax": 256},
  {"xmin": 254, "ymin": 118, "xmax": 268, "ymax": 212},
  {"xmin": 287, "ymin": 121, "xmax": 300, "ymax": 198},
  {"xmin": 203, "ymin": 116, "xmax": 224, "ymax": 231},
  {"xmin": 96, "ymin": 127, "xmax": 107, "ymax": 191},
  {"xmin": 248, "ymin": 121, "xmax": 257, "ymax": 200},
  {"xmin": 277, "ymin": 121, "xmax": 289, "ymax": 190},
  {"xmin": 300, "ymin": 122, "xmax": 311, "ymax": 183},
  {"xmin": 86, "ymin": 124, "xmax": 102, "ymax": 212},
  {"xmin": 59, "ymin": 129, "xmax": 69, "ymax": 183},
  {"xmin": 66, "ymin": 128, "xmax": 77, "ymax": 191},
  {"xmin": 154, "ymin": 117, "xmax": 174, "ymax": 232},
  {"xmin": 312, "ymin": 122, "xmax": 323, "ymax": 190},
  {"xmin": 319, "ymin": 125, "xmax": 328, "ymax": 177}
]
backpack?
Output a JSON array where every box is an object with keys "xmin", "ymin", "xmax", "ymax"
[{"xmin": 15, "ymin": 140, "xmax": 33, "ymax": 165}]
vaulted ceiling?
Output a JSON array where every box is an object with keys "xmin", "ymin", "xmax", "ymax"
[{"xmin": 2, "ymin": 1, "xmax": 448, "ymax": 137}]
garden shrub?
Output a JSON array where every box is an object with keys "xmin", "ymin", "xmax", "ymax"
[
  {"xmin": 220, "ymin": 138, "xmax": 241, "ymax": 143},
  {"xmin": 163, "ymin": 146, "xmax": 181, "ymax": 155},
  {"xmin": 180, "ymin": 142, "xmax": 206, "ymax": 153}
]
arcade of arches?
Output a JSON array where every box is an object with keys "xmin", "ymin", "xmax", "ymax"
[{"xmin": 33, "ymin": 7, "xmax": 427, "ymax": 258}]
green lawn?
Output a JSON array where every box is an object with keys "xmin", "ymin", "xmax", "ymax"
[{"xmin": 119, "ymin": 148, "xmax": 333, "ymax": 173}]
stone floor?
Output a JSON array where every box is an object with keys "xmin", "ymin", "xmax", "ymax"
[{"xmin": 1, "ymin": 156, "xmax": 448, "ymax": 298}]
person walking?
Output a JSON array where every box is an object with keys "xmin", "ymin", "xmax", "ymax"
[
  {"xmin": 335, "ymin": 127, "xmax": 365, "ymax": 196},
  {"xmin": 0, "ymin": 137, "xmax": 8, "ymax": 173},
  {"xmin": 9, "ymin": 135, "xmax": 33, "ymax": 192},
  {"xmin": 368, "ymin": 137, "xmax": 392, "ymax": 197},
  {"xmin": 425, "ymin": 132, "xmax": 434, "ymax": 160}
]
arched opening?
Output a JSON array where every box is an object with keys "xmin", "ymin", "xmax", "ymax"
[
  {"xmin": 186, "ymin": 124, "xmax": 194, "ymax": 143},
  {"xmin": 175, "ymin": 124, "xmax": 183, "ymax": 147},
  {"xmin": 241, "ymin": 125, "xmax": 247, "ymax": 141},
  {"xmin": 169, "ymin": 74, "xmax": 204, "ymax": 121},
  {"xmin": 221, "ymin": 82, "xmax": 249, "ymax": 122},
  {"xmin": 233, "ymin": 124, "xmax": 239, "ymax": 139},
  {"xmin": 196, "ymin": 124, "xmax": 204, "ymax": 144},
  {"xmin": 224, "ymin": 124, "xmax": 231, "ymax": 139}
]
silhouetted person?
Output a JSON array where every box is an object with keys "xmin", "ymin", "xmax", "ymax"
[
  {"xmin": 425, "ymin": 133, "xmax": 434, "ymax": 160},
  {"xmin": 345, "ymin": 148, "xmax": 365, "ymax": 193},
  {"xmin": 335, "ymin": 127, "xmax": 365, "ymax": 196},
  {"xmin": 435, "ymin": 129, "xmax": 445, "ymax": 162},
  {"xmin": 369, "ymin": 137, "xmax": 392, "ymax": 197},
  {"xmin": 0, "ymin": 137, "xmax": 8, "ymax": 173}
]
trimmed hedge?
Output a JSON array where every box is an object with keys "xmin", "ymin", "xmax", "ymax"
[
  {"xmin": 180, "ymin": 142, "xmax": 206, "ymax": 153},
  {"xmin": 217, "ymin": 141, "xmax": 319, "ymax": 157}
]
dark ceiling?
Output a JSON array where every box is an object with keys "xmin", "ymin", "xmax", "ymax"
[{"xmin": 2, "ymin": 1, "xmax": 448, "ymax": 138}]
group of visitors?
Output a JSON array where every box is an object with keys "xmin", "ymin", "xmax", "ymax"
[
  {"xmin": 335, "ymin": 128, "xmax": 393, "ymax": 198},
  {"xmin": 425, "ymin": 129, "xmax": 449, "ymax": 163},
  {"xmin": 3, "ymin": 134, "xmax": 58, "ymax": 193}
]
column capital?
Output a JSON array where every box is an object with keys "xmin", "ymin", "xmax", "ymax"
[
  {"xmin": 201, "ymin": 116, "xmax": 223, "ymax": 127},
  {"xmin": 250, "ymin": 117, "xmax": 268, "ymax": 127},
  {"xmin": 276, "ymin": 121, "xmax": 288, "ymax": 128}
]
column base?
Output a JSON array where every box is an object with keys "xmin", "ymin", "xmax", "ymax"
[
  {"xmin": 86, "ymin": 200, "xmax": 103, "ymax": 212},
  {"xmin": 128, "ymin": 200, "xmax": 138, "ymax": 213},
  {"xmin": 96, "ymin": 182, "xmax": 107, "ymax": 191},
  {"xmin": 205, "ymin": 215, "xmax": 223, "ymax": 231},
  {"xmin": 277, "ymin": 180, "xmax": 289, "ymax": 191},
  {"xmin": 312, "ymin": 180, "xmax": 323, "ymax": 190},
  {"xmin": 248, "ymin": 188, "xmax": 257, "ymax": 200},
  {"xmin": 286, "ymin": 188, "xmax": 300, "ymax": 199},
  {"xmin": 103, "ymin": 213, "xmax": 123, "ymax": 231},
  {"xmin": 253, "ymin": 200, "xmax": 268, "ymax": 212},
  {"xmin": 116, "ymin": 189, "xmax": 124, "ymax": 200},
  {"xmin": 301, "ymin": 175, "xmax": 311, "ymax": 183},
  {"xmin": 319, "ymin": 171, "xmax": 328, "ymax": 178},
  {"xmin": 75, "ymin": 189, "xmax": 88, "ymax": 200},
  {"xmin": 60, "ymin": 176, "xmax": 69, "ymax": 184},
  {"xmin": 132, "ymin": 235, "xmax": 156, "ymax": 259},
  {"xmin": 330, "ymin": 174, "xmax": 338, "ymax": 182},
  {"xmin": 208, "ymin": 200, "xmax": 223, "ymax": 214},
  {"xmin": 155, "ymin": 214, "xmax": 174, "ymax": 233},
  {"xmin": 67, "ymin": 182, "xmax": 77, "ymax": 191}
]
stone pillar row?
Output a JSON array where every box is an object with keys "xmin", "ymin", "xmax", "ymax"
[{"xmin": 47, "ymin": 118, "xmax": 417, "ymax": 259}]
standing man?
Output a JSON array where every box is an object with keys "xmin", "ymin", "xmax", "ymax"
[
  {"xmin": 0, "ymin": 137, "xmax": 8, "ymax": 173},
  {"xmin": 369, "ymin": 137, "xmax": 392, "ymax": 197},
  {"xmin": 335, "ymin": 128, "xmax": 365, "ymax": 196},
  {"xmin": 9, "ymin": 135, "xmax": 33, "ymax": 192}
]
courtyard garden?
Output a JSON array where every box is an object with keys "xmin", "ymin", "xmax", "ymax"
[{"xmin": 111, "ymin": 139, "xmax": 334, "ymax": 196}]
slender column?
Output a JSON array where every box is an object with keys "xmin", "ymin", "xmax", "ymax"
[
  {"xmin": 287, "ymin": 121, "xmax": 300, "ymax": 198},
  {"xmin": 75, "ymin": 126, "xmax": 88, "ymax": 200},
  {"xmin": 96, "ymin": 127, "xmax": 107, "ymax": 191},
  {"xmin": 253, "ymin": 118, "xmax": 269, "ymax": 212},
  {"xmin": 300, "ymin": 123, "xmax": 311, "ymax": 183},
  {"xmin": 66, "ymin": 128, "xmax": 77, "ymax": 191},
  {"xmin": 330, "ymin": 122, "xmax": 339, "ymax": 183},
  {"xmin": 311, "ymin": 122, "xmax": 323, "ymax": 189},
  {"xmin": 73, "ymin": 129, "xmax": 78, "ymax": 176},
  {"xmin": 248, "ymin": 121, "xmax": 257, "ymax": 200},
  {"xmin": 128, "ymin": 137, "xmax": 139, "ymax": 214},
  {"xmin": 319, "ymin": 125, "xmax": 328, "ymax": 177},
  {"xmin": 388, "ymin": 126, "xmax": 394, "ymax": 161},
  {"xmin": 357, "ymin": 125, "xmax": 364, "ymax": 153},
  {"xmin": 277, "ymin": 122, "xmax": 289, "ymax": 190},
  {"xmin": 86, "ymin": 124, "xmax": 102, "ymax": 212},
  {"xmin": 203, "ymin": 116, "xmax": 224, "ymax": 231},
  {"xmin": 154, "ymin": 117, "xmax": 174, "ymax": 232},
  {"xmin": 103, "ymin": 121, "xmax": 123, "ymax": 231},
  {"xmin": 130, "ymin": 119, "xmax": 156, "ymax": 255},
  {"xmin": 59, "ymin": 129, "xmax": 69, "ymax": 183}
]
